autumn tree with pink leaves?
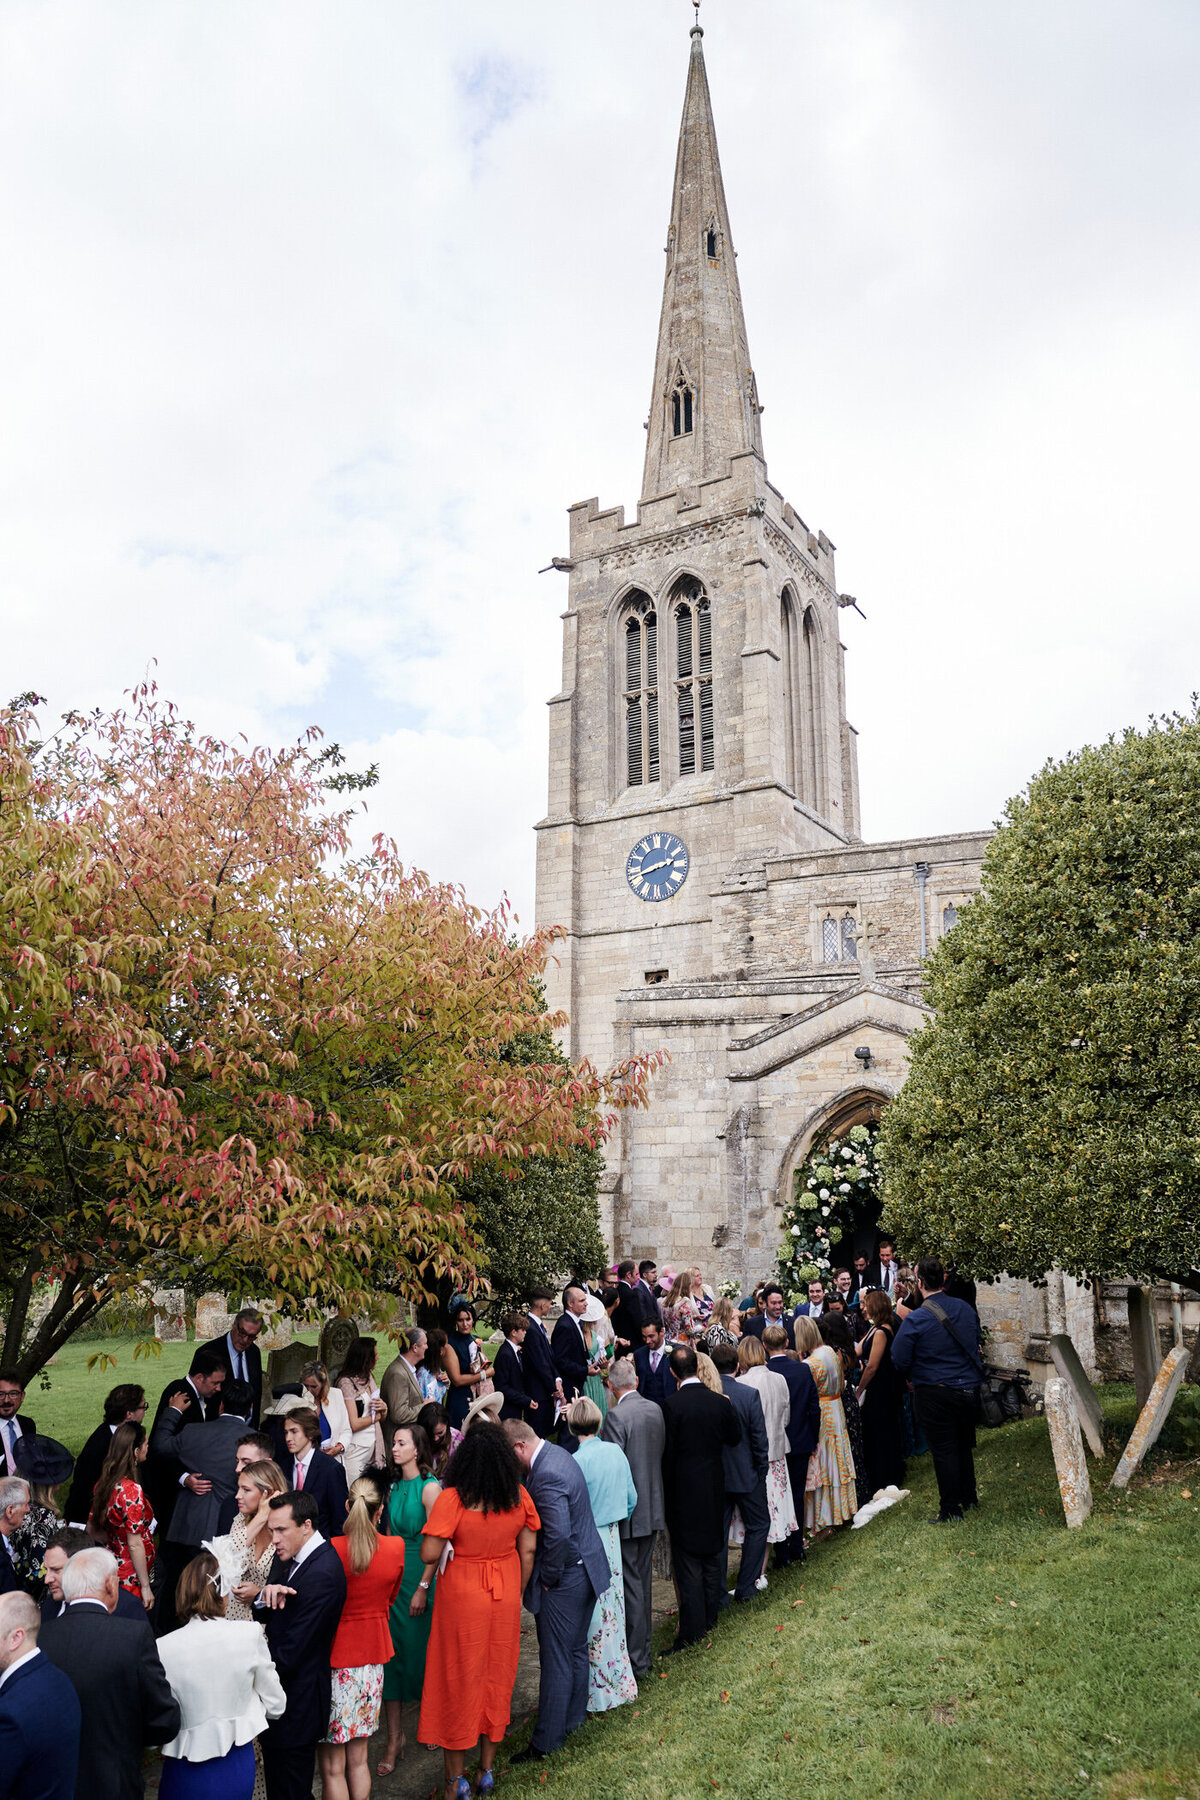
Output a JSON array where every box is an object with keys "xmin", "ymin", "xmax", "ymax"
[{"xmin": 0, "ymin": 692, "xmax": 659, "ymax": 1381}]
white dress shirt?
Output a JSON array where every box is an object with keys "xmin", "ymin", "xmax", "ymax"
[{"xmin": 0, "ymin": 1647, "xmax": 38, "ymax": 1690}]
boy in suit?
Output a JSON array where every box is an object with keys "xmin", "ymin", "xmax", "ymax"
[
  {"xmin": 494, "ymin": 1316, "xmax": 536, "ymax": 1423},
  {"xmin": 521, "ymin": 1290, "xmax": 562, "ymax": 1439},
  {"xmin": 633, "ymin": 1321, "xmax": 673, "ymax": 1407}
]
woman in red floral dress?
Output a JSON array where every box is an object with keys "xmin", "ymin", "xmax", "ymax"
[{"xmin": 89, "ymin": 1421, "xmax": 156, "ymax": 1610}]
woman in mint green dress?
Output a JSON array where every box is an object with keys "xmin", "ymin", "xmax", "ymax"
[{"xmin": 379, "ymin": 1424, "xmax": 441, "ymax": 1775}]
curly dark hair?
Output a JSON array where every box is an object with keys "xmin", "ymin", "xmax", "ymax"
[
  {"xmin": 443, "ymin": 1419, "xmax": 522, "ymax": 1514},
  {"xmin": 819, "ymin": 1312, "xmax": 855, "ymax": 1356}
]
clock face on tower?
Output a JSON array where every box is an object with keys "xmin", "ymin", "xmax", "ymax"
[{"xmin": 626, "ymin": 831, "xmax": 689, "ymax": 902}]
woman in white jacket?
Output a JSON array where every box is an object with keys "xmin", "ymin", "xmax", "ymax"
[
  {"xmin": 730, "ymin": 1335, "xmax": 797, "ymax": 1588},
  {"xmin": 300, "ymin": 1360, "xmax": 355, "ymax": 1463},
  {"xmin": 156, "ymin": 1551, "xmax": 285, "ymax": 1800}
]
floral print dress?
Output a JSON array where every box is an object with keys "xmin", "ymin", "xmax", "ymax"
[
  {"xmin": 803, "ymin": 1345, "xmax": 858, "ymax": 1532},
  {"xmin": 104, "ymin": 1477, "xmax": 156, "ymax": 1596}
]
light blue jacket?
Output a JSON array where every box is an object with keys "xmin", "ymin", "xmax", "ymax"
[{"xmin": 573, "ymin": 1436, "xmax": 638, "ymax": 1530}]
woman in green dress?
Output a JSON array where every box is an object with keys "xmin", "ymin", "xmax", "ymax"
[
  {"xmin": 379, "ymin": 1423, "xmax": 441, "ymax": 1776},
  {"xmin": 582, "ymin": 1287, "xmax": 619, "ymax": 1421}
]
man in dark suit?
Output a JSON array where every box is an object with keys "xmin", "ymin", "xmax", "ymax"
[
  {"xmin": 151, "ymin": 1379, "xmax": 253, "ymax": 1631},
  {"xmin": 145, "ymin": 1349, "xmax": 227, "ymax": 1533},
  {"xmin": 39, "ymin": 1546, "xmax": 179, "ymax": 1800},
  {"xmin": 710, "ymin": 1343, "xmax": 770, "ymax": 1605},
  {"xmin": 200, "ymin": 1306, "xmax": 265, "ymax": 1425},
  {"xmin": 0, "ymin": 1589, "xmax": 81, "ymax": 1800},
  {"xmin": 550, "ymin": 1285, "xmax": 591, "ymax": 1449},
  {"xmin": 661, "ymin": 1345, "xmax": 741, "ymax": 1648},
  {"xmin": 40, "ymin": 1530, "xmax": 146, "ymax": 1626},
  {"xmin": 611, "ymin": 1259, "xmax": 652, "ymax": 1352},
  {"xmin": 742, "ymin": 1284, "xmax": 792, "ymax": 1340},
  {"xmin": 257, "ymin": 1490, "xmax": 348, "ymax": 1800},
  {"xmin": 521, "ymin": 1289, "xmax": 562, "ymax": 1440},
  {"xmin": 633, "ymin": 1320, "xmax": 673, "ymax": 1407},
  {"xmin": 637, "ymin": 1261, "xmax": 664, "ymax": 1326},
  {"xmin": 494, "ymin": 1316, "xmax": 535, "ymax": 1423},
  {"xmin": 63, "ymin": 1386, "xmax": 147, "ymax": 1528},
  {"xmin": 505, "ymin": 1421, "xmax": 609, "ymax": 1762},
  {"xmin": 866, "ymin": 1237, "xmax": 900, "ymax": 1301},
  {"xmin": 0, "ymin": 1371, "xmax": 36, "ymax": 1481},
  {"xmin": 0, "ymin": 1477, "xmax": 30, "ymax": 1594},
  {"xmin": 284, "ymin": 1411, "xmax": 348, "ymax": 1539},
  {"xmin": 765, "ymin": 1324, "xmax": 820, "ymax": 1566},
  {"xmin": 600, "ymin": 1356, "xmax": 665, "ymax": 1678},
  {"xmin": 794, "ymin": 1277, "xmax": 827, "ymax": 1318}
]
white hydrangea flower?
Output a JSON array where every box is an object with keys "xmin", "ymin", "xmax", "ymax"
[
  {"xmin": 838, "ymin": 1183, "xmax": 850, "ymax": 1194},
  {"xmin": 791, "ymin": 1224, "xmax": 801, "ymax": 1236},
  {"xmin": 821, "ymin": 1206, "xmax": 830, "ymax": 1216},
  {"xmin": 819, "ymin": 1188, "xmax": 830, "ymax": 1200},
  {"xmin": 842, "ymin": 1146, "xmax": 854, "ymax": 1159}
]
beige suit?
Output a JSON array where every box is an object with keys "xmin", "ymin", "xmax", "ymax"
[{"xmin": 380, "ymin": 1352, "xmax": 425, "ymax": 1448}]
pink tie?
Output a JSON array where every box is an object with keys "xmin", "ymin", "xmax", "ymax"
[{"xmin": 295, "ymin": 1459, "xmax": 305, "ymax": 1490}]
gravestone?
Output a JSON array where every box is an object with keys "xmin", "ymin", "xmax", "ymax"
[
  {"xmin": 194, "ymin": 1293, "xmax": 230, "ymax": 1341},
  {"xmin": 258, "ymin": 1313, "xmax": 294, "ymax": 1353},
  {"xmin": 1109, "ymin": 1344, "xmax": 1189, "ymax": 1490},
  {"xmin": 153, "ymin": 1289, "xmax": 186, "ymax": 1341},
  {"xmin": 1047, "ymin": 1334, "xmax": 1104, "ymax": 1458},
  {"xmin": 265, "ymin": 1341, "xmax": 316, "ymax": 1393},
  {"xmin": 1043, "ymin": 1377, "xmax": 1092, "ymax": 1527},
  {"xmin": 319, "ymin": 1316, "xmax": 358, "ymax": 1381},
  {"xmin": 1127, "ymin": 1285, "xmax": 1163, "ymax": 1411}
]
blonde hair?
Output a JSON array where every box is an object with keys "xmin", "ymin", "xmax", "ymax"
[
  {"xmin": 300, "ymin": 1361, "xmax": 331, "ymax": 1404},
  {"xmin": 737, "ymin": 1335, "xmax": 766, "ymax": 1371},
  {"xmin": 695, "ymin": 1352, "xmax": 722, "ymax": 1394},
  {"xmin": 762, "ymin": 1324, "xmax": 789, "ymax": 1354},
  {"xmin": 239, "ymin": 1459, "xmax": 287, "ymax": 1500},
  {"xmin": 792, "ymin": 1314, "xmax": 822, "ymax": 1357},
  {"xmin": 708, "ymin": 1296, "xmax": 737, "ymax": 1334},
  {"xmin": 344, "ymin": 1474, "xmax": 387, "ymax": 1575},
  {"xmin": 565, "ymin": 1396, "xmax": 603, "ymax": 1437},
  {"xmin": 664, "ymin": 1270, "xmax": 690, "ymax": 1310}
]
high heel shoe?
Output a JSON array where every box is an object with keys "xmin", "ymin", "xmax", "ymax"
[
  {"xmin": 475, "ymin": 1773, "xmax": 496, "ymax": 1795},
  {"xmin": 378, "ymin": 1736, "xmax": 405, "ymax": 1775}
]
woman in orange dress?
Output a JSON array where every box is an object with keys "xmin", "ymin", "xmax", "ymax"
[{"xmin": 417, "ymin": 1426, "xmax": 539, "ymax": 1800}]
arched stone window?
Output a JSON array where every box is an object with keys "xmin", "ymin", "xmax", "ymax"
[
  {"xmin": 942, "ymin": 902, "xmax": 958, "ymax": 933},
  {"xmin": 674, "ymin": 578, "xmax": 713, "ymax": 774},
  {"xmin": 781, "ymin": 589, "xmax": 822, "ymax": 809},
  {"xmin": 670, "ymin": 363, "xmax": 694, "ymax": 437},
  {"xmin": 622, "ymin": 593, "xmax": 659, "ymax": 787}
]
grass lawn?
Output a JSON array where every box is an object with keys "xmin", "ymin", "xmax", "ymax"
[
  {"xmin": 26, "ymin": 1335, "xmax": 198, "ymax": 1455},
  {"xmin": 502, "ymin": 1390, "xmax": 1199, "ymax": 1800}
]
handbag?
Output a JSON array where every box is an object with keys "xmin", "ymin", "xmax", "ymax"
[{"xmin": 921, "ymin": 1297, "xmax": 991, "ymax": 1425}]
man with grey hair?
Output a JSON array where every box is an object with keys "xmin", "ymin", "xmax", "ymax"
[
  {"xmin": 601, "ymin": 1357, "xmax": 665, "ymax": 1679},
  {"xmin": 202, "ymin": 1304, "xmax": 265, "ymax": 1424},
  {"xmin": 380, "ymin": 1328, "xmax": 427, "ymax": 1450},
  {"xmin": 0, "ymin": 1476, "xmax": 30, "ymax": 1594},
  {"xmin": 0, "ymin": 1587, "xmax": 82, "ymax": 1799},
  {"xmin": 41, "ymin": 1547, "xmax": 179, "ymax": 1800}
]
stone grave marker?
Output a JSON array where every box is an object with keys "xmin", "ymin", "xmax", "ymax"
[
  {"xmin": 265, "ymin": 1341, "xmax": 316, "ymax": 1394},
  {"xmin": 153, "ymin": 1289, "xmax": 186, "ymax": 1341},
  {"xmin": 1109, "ymin": 1343, "xmax": 1189, "ymax": 1491},
  {"xmin": 319, "ymin": 1316, "xmax": 358, "ymax": 1381},
  {"xmin": 194, "ymin": 1292, "xmax": 230, "ymax": 1341},
  {"xmin": 1126, "ymin": 1285, "xmax": 1163, "ymax": 1411},
  {"xmin": 1048, "ymin": 1333, "xmax": 1105, "ymax": 1458},
  {"xmin": 1043, "ymin": 1376, "xmax": 1092, "ymax": 1527},
  {"xmin": 258, "ymin": 1313, "xmax": 294, "ymax": 1353}
]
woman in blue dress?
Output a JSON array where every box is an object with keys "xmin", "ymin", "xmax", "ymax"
[
  {"xmin": 442, "ymin": 1301, "xmax": 491, "ymax": 1431},
  {"xmin": 566, "ymin": 1396, "xmax": 638, "ymax": 1712}
]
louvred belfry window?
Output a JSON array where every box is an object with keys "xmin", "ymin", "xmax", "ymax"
[
  {"xmin": 623, "ymin": 596, "xmax": 659, "ymax": 787},
  {"xmin": 675, "ymin": 580, "xmax": 713, "ymax": 774}
]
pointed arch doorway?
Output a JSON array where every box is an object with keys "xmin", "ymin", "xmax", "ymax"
[{"xmin": 776, "ymin": 1085, "xmax": 890, "ymax": 1266}]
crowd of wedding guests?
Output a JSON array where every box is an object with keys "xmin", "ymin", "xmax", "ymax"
[{"xmin": 0, "ymin": 1258, "xmax": 983, "ymax": 1800}]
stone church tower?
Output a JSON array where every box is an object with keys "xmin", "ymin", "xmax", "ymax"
[{"xmin": 535, "ymin": 23, "xmax": 1005, "ymax": 1333}]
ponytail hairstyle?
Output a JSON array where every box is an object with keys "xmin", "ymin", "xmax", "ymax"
[
  {"xmin": 344, "ymin": 1473, "xmax": 387, "ymax": 1575},
  {"xmin": 89, "ymin": 1422, "xmax": 146, "ymax": 1537}
]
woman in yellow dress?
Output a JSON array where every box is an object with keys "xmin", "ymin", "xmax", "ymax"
[{"xmin": 799, "ymin": 1316, "xmax": 857, "ymax": 1533}]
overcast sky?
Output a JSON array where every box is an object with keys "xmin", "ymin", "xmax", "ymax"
[{"xmin": 4, "ymin": 2, "xmax": 1198, "ymax": 925}]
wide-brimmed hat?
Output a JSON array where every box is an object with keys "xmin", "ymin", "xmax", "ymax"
[
  {"xmin": 13, "ymin": 1433, "xmax": 74, "ymax": 1488},
  {"xmin": 463, "ymin": 1390, "xmax": 505, "ymax": 1430},
  {"xmin": 581, "ymin": 1293, "xmax": 608, "ymax": 1325}
]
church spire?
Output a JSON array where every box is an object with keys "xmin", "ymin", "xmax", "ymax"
[{"xmin": 641, "ymin": 21, "xmax": 763, "ymax": 503}]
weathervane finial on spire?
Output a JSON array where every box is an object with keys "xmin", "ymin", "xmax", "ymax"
[{"xmin": 692, "ymin": 0, "xmax": 702, "ymax": 37}]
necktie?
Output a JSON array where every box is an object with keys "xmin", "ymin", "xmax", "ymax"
[
  {"xmin": 295, "ymin": 1458, "xmax": 305, "ymax": 1490},
  {"xmin": 235, "ymin": 1349, "xmax": 244, "ymax": 1382},
  {"xmin": 2, "ymin": 1421, "xmax": 13, "ymax": 1468}
]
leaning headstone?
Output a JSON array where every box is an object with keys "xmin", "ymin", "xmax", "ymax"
[
  {"xmin": 1048, "ymin": 1333, "xmax": 1105, "ymax": 1457},
  {"xmin": 153, "ymin": 1289, "xmax": 186, "ymax": 1341},
  {"xmin": 266, "ymin": 1341, "xmax": 316, "ymax": 1393},
  {"xmin": 319, "ymin": 1316, "xmax": 358, "ymax": 1381},
  {"xmin": 1127, "ymin": 1285, "xmax": 1163, "ymax": 1411},
  {"xmin": 1109, "ymin": 1344, "xmax": 1189, "ymax": 1490},
  {"xmin": 1044, "ymin": 1377, "xmax": 1092, "ymax": 1527},
  {"xmin": 194, "ymin": 1293, "xmax": 230, "ymax": 1341},
  {"xmin": 258, "ymin": 1313, "xmax": 294, "ymax": 1353}
]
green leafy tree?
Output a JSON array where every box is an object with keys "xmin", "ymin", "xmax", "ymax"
[{"xmin": 878, "ymin": 708, "xmax": 1200, "ymax": 1293}]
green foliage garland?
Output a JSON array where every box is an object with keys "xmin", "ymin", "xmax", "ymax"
[{"xmin": 776, "ymin": 1123, "xmax": 880, "ymax": 1302}]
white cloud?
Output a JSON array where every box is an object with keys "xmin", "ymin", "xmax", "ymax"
[{"xmin": 2, "ymin": 1, "xmax": 1198, "ymax": 918}]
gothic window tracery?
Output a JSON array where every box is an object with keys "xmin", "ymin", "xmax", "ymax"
[
  {"xmin": 841, "ymin": 912, "xmax": 858, "ymax": 960},
  {"xmin": 622, "ymin": 594, "xmax": 659, "ymax": 787},
  {"xmin": 673, "ymin": 578, "xmax": 713, "ymax": 774},
  {"xmin": 670, "ymin": 364, "xmax": 694, "ymax": 437},
  {"xmin": 942, "ymin": 902, "xmax": 958, "ymax": 933},
  {"xmin": 780, "ymin": 588, "xmax": 823, "ymax": 811}
]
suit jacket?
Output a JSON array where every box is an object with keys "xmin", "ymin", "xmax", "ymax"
[
  {"xmin": 520, "ymin": 1441, "xmax": 610, "ymax": 1614},
  {"xmin": 0, "ymin": 1538, "xmax": 21, "ymax": 1593},
  {"xmin": 767, "ymin": 1354, "xmax": 821, "ymax": 1459},
  {"xmin": 0, "ymin": 1648, "xmax": 81, "ymax": 1800},
  {"xmin": 64, "ymin": 1421, "xmax": 113, "ymax": 1526},
  {"xmin": 661, "ymin": 1381, "xmax": 741, "ymax": 1555},
  {"xmin": 611, "ymin": 1281, "xmax": 652, "ymax": 1349},
  {"xmin": 494, "ymin": 1340, "xmax": 533, "ymax": 1422},
  {"xmin": 289, "ymin": 1449, "xmax": 348, "ymax": 1539},
  {"xmin": 146, "ymin": 1379, "xmax": 210, "ymax": 1528},
  {"xmin": 261, "ymin": 1538, "xmax": 347, "ymax": 1749},
  {"xmin": 379, "ymin": 1354, "xmax": 425, "ymax": 1444},
  {"xmin": 39, "ymin": 1602, "xmax": 180, "ymax": 1800},
  {"xmin": 41, "ymin": 1586, "xmax": 147, "ymax": 1626},
  {"xmin": 0, "ymin": 1413, "xmax": 37, "ymax": 1480},
  {"xmin": 742, "ymin": 1311, "xmax": 793, "ymax": 1341},
  {"xmin": 601, "ymin": 1389, "xmax": 665, "ymax": 1537},
  {"xmin": 638, "ymin": 1280, "xmax": 663, "ymax": 1326},
  {"xmin": 150, "ymin": 1410, "xmax": 244, "ymax": 1546},
  {"xmin": 521, "ymin": 1317, "xmax": 558, "ymax": 1439},
  {"xmin": 201, "ymin": 1331, "xmax": 263, "ymax": 1426},
  {"xmin": 719, "ymin": 1375, "xmax": 769, "ymax": 1492},
  {"xmin": 867, "ymin": 1261, "xmax": 900, "ymax": 1299},
  {"xmin": 632, "ymin": 1344, "xmax": 673, "ymax": 1408},
  {"xmin": 550, "ymin": 1312, "xmax": 589, "ymax": 1404},
  {"xmin": 794, "ymin": 1302, "xmax": 826, "ymax": 1319}
]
